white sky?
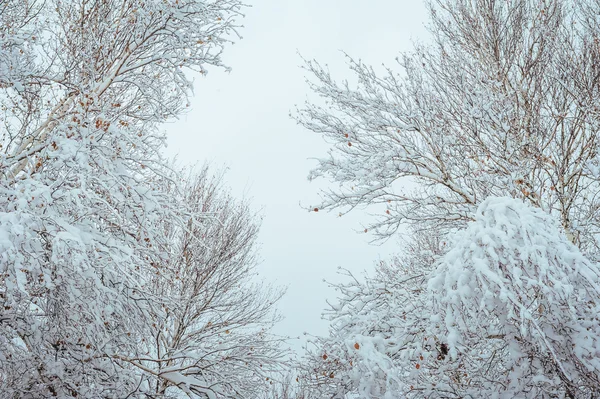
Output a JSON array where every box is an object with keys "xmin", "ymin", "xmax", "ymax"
[{"xmin": 165, "ymin": 0, "xmax": 429, "ymax": 350}]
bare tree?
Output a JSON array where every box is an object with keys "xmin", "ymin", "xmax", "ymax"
[{"xmin": 144, "ymin": 167, "xmax": 287, "ymax": 398}]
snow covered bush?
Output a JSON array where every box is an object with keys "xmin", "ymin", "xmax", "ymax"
[
  {"xmin": 298, "ymin": 198, "xmax": 600, "ymax": 398},
  {"xmin": 425, "ymin": 197, "xmax": 600, "ymax": 398}
]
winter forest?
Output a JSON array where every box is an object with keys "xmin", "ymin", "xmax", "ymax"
[{"xmin": 3, "ymin": 0, "xmax": 600, "ymax": 397}]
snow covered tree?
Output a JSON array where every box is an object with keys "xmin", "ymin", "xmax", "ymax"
[
  {"xmin": 296, "ymin": 230, "xmax": 443, "ymax": 399},
  {"xmin": 298, "ymin": 0, "xmax": 600, "ymax": 257},
  {"xmin": 297, "ymin": 0, "xmax": 600, "ymax": 397},
  {"xmin": 298, "ymin": 198, "xmax": 600, "ymax": 398},
  {"xmin": 0, "ymin": 1, "xmax": 265, "ymax": 397},
  {"xmin": 424, "ymin": 197, "xmax": 600, "ymax": 398},
  {"xmin": 144, "ymin": 167, "xmax": 287, "ymax": 398}
]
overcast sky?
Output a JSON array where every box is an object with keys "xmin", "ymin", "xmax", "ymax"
[{"xmin": 165, "ymin": 0, "xmax": 429, "ymax": 350}]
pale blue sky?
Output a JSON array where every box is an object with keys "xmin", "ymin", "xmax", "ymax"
[{"xmin": 166, "ymin": 0, "xmax": 429, "ymax": 348}]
